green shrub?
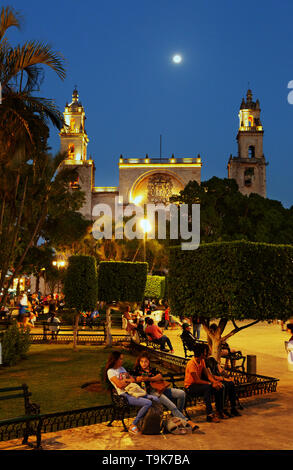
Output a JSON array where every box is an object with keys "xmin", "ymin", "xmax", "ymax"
[
  {"xmin": 98, "ymin": 261, "xmax": 148, "ymax": 302},
  {"xmin": 169, "ymin": 240, "xmax": 293, "ymax": 321},
  {"xmin": 1, "ymin": 323, "xmax": 31, "ymax": 366},
  {"xmin": 145, "ymin": 275, "xmax": 166, "ymax": 299},
  {"xmin": 64, "ymin": 255, "xmax": 98, "ymax": 311}
]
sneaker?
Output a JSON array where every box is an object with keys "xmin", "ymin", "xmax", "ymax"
[
  {"xmin": 216, "ymin": 411, "xmax": 230, "ymax": 420},
  {"xmin": 187, "ymin": 420, "xmax": 200, "ymax": 432},
  {"xmin": 129, "ymin": 424, "xmax": 141, "ymax": 434},
  {"xmin": 230, "ymin": 408, "xmax": 242, "ymax": 417},
  {"xmin": 207, "ymin": 414, "xmax": 221, "ymax": 423},
  {"xmin": 222, "ymin": 409, "xmax": 231, "ymax": 418}
]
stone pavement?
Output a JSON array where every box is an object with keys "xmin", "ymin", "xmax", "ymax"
[{"xmin": 0, "ymin": 321, "xmax": 292, "ymax": 451}]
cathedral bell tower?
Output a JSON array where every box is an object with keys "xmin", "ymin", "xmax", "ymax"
[
  {"xmin": 59, "ymin": 88, "xmax": 95, "ymax": 219},
  {"xmin": 60, "ymin": 87, "xmax": 89, "ymax": 161},
  {"xmin": 227, "ymin": 89, "xmax": 267, "ymax": 197}
]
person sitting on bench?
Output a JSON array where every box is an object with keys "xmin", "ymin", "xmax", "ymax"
[
  {"xmin": 181, "ymin": 322, "xmax": 198, "ymax": 351},
  {"xmin": 133, "ymin": 351, "xmax": 199, "ymax": 432},
  {"xmin": 204, "ymin": 346, "xmax": 241, "ymax": 417},
  {"xmin": 145, "ymin": 318, "xmax": 174, "ymax": 353},
  {"xmin": 105, "ymin": 351, "xmax": 159, "ymax": 435},
  {"xmin": 184, "ymin": 342, "xmax": 225, "ymax": 423}
]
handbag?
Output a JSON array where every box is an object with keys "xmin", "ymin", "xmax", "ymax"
[
  {"xmin": 150, "ymin": 380, "xmax": 171, "ymax": 394},
  {"xmin": 124, "ymin": 382, "xmax": 147, "ymax": 398}
]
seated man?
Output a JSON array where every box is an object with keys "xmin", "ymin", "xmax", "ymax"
[
  {"xmin": 145, "ymin": 318, "xmax": 174, "ymax": 353},
  {"xmin": 181, "ymin": 323, "xmax": 198, "ymax": 351},
  {"xmin": 204, "ymin": 349, "xmax": 241, "ymax": 417},
  {"xmin": 184, "ymin": 342, "xmax": 225, "ymax": 423}
]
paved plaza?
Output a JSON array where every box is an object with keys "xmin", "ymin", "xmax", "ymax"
[{"xmin": 0, "ymin": 321, "xmax": 292, "ymax": 451}]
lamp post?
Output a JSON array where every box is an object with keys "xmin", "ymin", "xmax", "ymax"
[
  {"xmin": 140, "ymin": 218, "xmax": 151, "ymax": 262},
  {"xmin": 140, "ymin": 218, "xmax": 151, "ymax": 316}
]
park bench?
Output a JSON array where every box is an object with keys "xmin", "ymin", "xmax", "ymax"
[
  {"xmin": 107, "ymin": 366, "xmax": 279, "ymax": 431},
  {"xmin": 0, "ymin": 384, "xmax": 42, "ymax": 448},
  {"xmin": 180, "ymin": 335, "xmax": 246, "ymax": 372}
]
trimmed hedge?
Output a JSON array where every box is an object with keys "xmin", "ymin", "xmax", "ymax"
[
  {"xmin": 64, "ymin": 255, "xmax": 98, "ymax": 311},
  {"xmin": 169, "ymin": 241, "xmax": 293, "ymax": 320},
  {"xmin": 98, "ymin": 261, "xmax": 148, "ymax": 302},
  {"xmin": 145, "ymin": 275, "xmax": 166, "ymax": 299}
]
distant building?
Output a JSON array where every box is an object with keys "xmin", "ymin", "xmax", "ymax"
[
  {"xmin": 59, "ymin": 87, "xmax": 267, "ymax": 220},
  {"xmin": 227, "ymin": 89, "xmax": 267, "ymax": 197}
]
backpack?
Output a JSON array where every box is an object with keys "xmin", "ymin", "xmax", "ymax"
[
  {"xmin": 164, "ymin": 416, "xmax": 193, "ymax": 435},
  {"xmin": 137, "ymin": 401, "xmax": 164, "ymax": 435}
]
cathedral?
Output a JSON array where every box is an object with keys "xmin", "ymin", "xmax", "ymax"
[{"xmin": 59, "ymin": 88, "xmax": 267, "ymax": 220}]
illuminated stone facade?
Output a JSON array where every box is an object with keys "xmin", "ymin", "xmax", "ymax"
[
  {"xmin": 60, "ymin": 89, "xmax": 202, "ymax": 220},
  {"xmin": 60, "ymin": 88, "xmax": 267, "ymax": 220}
]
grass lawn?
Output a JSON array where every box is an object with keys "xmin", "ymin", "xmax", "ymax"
[{"xmin": 0, "ymin": 344, "xmax": 134, "ymax": 420}]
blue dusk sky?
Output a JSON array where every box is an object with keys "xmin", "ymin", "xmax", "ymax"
[{"xmin": 6, "ymin": 0, "xmax": 293, "ymax": 207}]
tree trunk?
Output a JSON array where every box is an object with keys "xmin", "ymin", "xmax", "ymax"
[
  {"xmin": 73, "ymin": 312, "xmax": 80, "ymax": 350},
  {"xmin": 210, "ymin": 336, "xmax": 222, "ymax": 362},
  {"xmin": 36, "ymin": 273, "xmax": 40, "ymax": 293},
  {"xmin": 105, "ymin": 306, "xmax": 112, "ymax": 347}
]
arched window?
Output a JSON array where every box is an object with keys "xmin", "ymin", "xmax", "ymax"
[
  {"xmin": 68, "ymin": 144, "xmax": 74, "ymax": 158},
  {"xmin": 248, "ymin": 115, "xmax": 254, "ymax": 127},
  {"xmin": 248, "ymin": 146, "xmax": 255, "ymax": 159}
]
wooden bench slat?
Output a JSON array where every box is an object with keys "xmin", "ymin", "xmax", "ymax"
[
  {"xmin": 0, "ymin": 386, "xmax": 25, "ymax": 393},
  {"xmin": 0, "ymin": 393, "xmax": 32, "ymax": 401}
]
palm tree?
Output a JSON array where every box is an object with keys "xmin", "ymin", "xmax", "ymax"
[
  {"xmin": 0, "ymin": 6, "xmax": 66, "ymax": 166},
  {"xmin": 0, "ymin": 6, "xmax": 67, "ymax": 306}
]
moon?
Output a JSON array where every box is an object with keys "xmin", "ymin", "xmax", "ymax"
[{"xmin": 172, "ymin": 54, "xmax": 182, "ymax": 64}]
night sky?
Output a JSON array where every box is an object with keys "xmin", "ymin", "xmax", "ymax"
[{"xmin": 7, "ymin": 0, "xmax": 293, "ymax": 207}]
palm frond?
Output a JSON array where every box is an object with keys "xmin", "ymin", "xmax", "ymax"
[
  {"xmin": 0, "ymin": 6, "xmax": 21, "ymax": 43},
  {"xmin": 3, "ymin": 41, "xmax": 66, "ymax": 84}
]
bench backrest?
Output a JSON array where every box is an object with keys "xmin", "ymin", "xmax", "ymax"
[{"xmin": 0, "ymin": 384, "xmax": 32, "ymax": 413}]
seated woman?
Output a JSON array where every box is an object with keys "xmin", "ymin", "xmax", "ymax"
[
  {"xmin": 133, "ymin": 351, "xmax": 199, "ymax": 432},
  {"xmin": 105, "ymin": 351, "xmax": 159, "ymax": 435},
  {"xmin": 145, "ymin": 317, "xmax": 174, "ymax": 353}
]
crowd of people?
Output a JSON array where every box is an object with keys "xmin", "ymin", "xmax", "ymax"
[
  {"xmin": 0, "ymin": 292, "xmax": 64, "ymax": 335},
  {"xmin": 105, "ymin": 343, "xmax": 242, "ymax": 435}
]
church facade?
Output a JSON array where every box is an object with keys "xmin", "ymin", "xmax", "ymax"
[{"xmin": 59, "ymin": 88, "xmax": 267, "ymax": 220}]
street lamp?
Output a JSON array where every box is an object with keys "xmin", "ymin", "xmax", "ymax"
[
  {"xmin": 52, "ymin": 258, "xmax": 67, "ymax": 294},
  {"xmin": 140, "ymin": 218, "xmax": 151, "ymax": 262}
]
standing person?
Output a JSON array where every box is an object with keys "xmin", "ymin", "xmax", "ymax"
[
  {"xmin": 164, "ymin": 305, "xmax": 170, "ymax": 330},
  {"xmin": 18, "ymin": 293, "xmax": 29, "ymax": 327},
  {"xmin": 286, "ymin": 324, "xmax": 293, "ymax": 371},
  {"xmin": 133, "ymin": 352, "xmax": 199, "ymax": 431},
  {"xmin": 184, "ymin": 343, "xmax": 224, "ymax": 423},
  {"xmin": 105, "ymin": 351, "xmax": 159, "ymax": 435},
  {"xmin": 145, "ymin": 318, "xmax": 174, "ymax": 353},
  {"xmin": 192, "ymin": 315, "xmax": 202, "ymax": 340}
]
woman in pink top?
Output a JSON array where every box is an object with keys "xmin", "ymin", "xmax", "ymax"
[{"xmin": 145, "ymin": 318, "xmax": 174, "ymax": 353}]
